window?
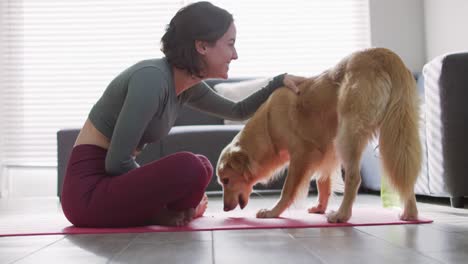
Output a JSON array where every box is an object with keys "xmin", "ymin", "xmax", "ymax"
[{"xmin": 0, "ymin": 0, "xmax": 370, "ymax": 167}]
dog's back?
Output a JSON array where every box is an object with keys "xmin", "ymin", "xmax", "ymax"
[
  {"xmin": 267, "ymin": 48, "xmax": 418, "ymax": 154},
  {"xmin": 264, "ymin": 74, "xmax": 340, "ymax": 154}
]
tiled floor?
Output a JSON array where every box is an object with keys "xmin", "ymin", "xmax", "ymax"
[{"xmin": 0, "ymin": 192, "xmax": 467, "ymax": 264}]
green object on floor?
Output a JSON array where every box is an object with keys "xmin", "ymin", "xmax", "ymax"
[{"xmin": 381, "ymin": 173, "xmax": 401, "ymax": 208}]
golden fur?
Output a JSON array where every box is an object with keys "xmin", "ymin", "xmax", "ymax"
[{"xmin": 216, "ymin": 48, "xmax": 422, "ymax": 223}]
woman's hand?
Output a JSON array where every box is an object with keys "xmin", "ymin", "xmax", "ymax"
[
  {"xmin": 133, "ymin": 149, "xmax": 142, "ymax": 157},
  {"xmin": 283, "ymin": 74, "xmax": 307, "ymax": 94}
]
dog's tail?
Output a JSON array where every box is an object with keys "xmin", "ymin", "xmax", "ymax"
[{"xmin": 378, "ymin": 69, "xmax": 422, "ymax": 201}]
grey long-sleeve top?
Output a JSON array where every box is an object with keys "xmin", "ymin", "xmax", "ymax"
[{"xmin": 88, "ymin": 58, "xmax": 285, "ymax": 176}]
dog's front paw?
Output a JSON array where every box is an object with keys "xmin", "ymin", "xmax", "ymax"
[
  {"xmin": 307, "ymin": 204, "xmax": 326, "ymax": 214},
  {"xmin": 256, "ymin": 209, "xmax": 279, "ymax": 218},
  {"xmin": 326, "ymin": 210, "xmax": 351, "ymax": 223}
]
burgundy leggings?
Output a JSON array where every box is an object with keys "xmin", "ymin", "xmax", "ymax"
[{"xmin": 61, "ymin": 144, "xmax": 213, "ymax": 227}]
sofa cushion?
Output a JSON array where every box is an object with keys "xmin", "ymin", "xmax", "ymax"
[
  {"xmin": 174, "ymin": 104, "xmax": 224, "ymax": 126},
  {"xmin": 214, "ymin": 78, "xmax": 269, "ymax": 125}
]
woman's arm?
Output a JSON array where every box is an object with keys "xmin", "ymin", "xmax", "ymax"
[{"xmin": 184, "ymin": 74, "xmax": 305, "ymax": 121}]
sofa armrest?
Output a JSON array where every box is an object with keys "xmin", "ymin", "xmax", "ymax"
[
  {"xmin": 57, "ymin": 129, "xmax": 80, "ymax": 198},
  {"xmin": 424, "ymin": 52, "xmax": 468, "ymax": 198}
]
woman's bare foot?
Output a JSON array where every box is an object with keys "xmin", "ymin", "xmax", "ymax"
[
  {"xmin": 152, "ymin": 207, "xmax": 187, "ymax": 227},
  {"xmin": 194, "ymin": 193, "xmax": 209, "ymax": 218},
  {"xmin": 153, "ymin": 194, "xmax": 209, "ymax": 226},
  {"xmin": 181, "ymin": 193, "xmax": 209, "ymax": 223}
]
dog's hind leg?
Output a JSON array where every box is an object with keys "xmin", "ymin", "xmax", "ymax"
[
  {"xmin": 327, "ymin": 119, "xmax": 372, "ymax": 223},
  {"xmin": 308, "ymin": 176, "xmax": 331, "ymax": 214},
  {"xmin": 257, "ymin": 148, "xmax": 323, "ymax": 218},
  {"xmin": 308, "ymin": 147, "xmax": 339, "ymax": 214}
]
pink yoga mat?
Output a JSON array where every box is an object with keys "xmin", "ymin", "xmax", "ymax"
[{"xmin": 0, "ymin": 207, "xmax": 432, "ymax": 237}]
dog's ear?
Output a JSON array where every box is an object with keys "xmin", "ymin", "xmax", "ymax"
[
  {"xmin": 228, "ymin": 148, "xmax": 252, "ymax": 180},
  {"xmin": 229, "ymin": 149, "xmax": 249, "ymax": 171}
]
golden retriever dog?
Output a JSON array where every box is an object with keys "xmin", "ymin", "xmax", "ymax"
[{"xmin": 216, "ymin": 47, "xmax": 422, "ymax": 223}]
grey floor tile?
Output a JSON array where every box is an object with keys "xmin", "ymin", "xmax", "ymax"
[
  {"xmin": 13, "ymin": 234, "xmax": 137, "ymax": 264},
  {"xmin": 112, "ymin": 240, "xmax": 212, "ymax": 264},
  {"xmin": 355, "ymin": 225, "xmax": 468, "ymax": 253},
  {"xmin": 355, "ymin": 224, "xmax": 468, "ymax": 263},
  {"xmin": 0, "ymin": 235, "xmax": 64, "ymax": 264},
  {"xmin": 425, "ymin": 249, "xmax": 468, "ymax": 264},
  {"xmin": 296, "ymin": 229, "xmax": 442, "ymax": 264},
  {"xmin": 213, "ymin": 229, "xmax": 323, "ymax": 264}
]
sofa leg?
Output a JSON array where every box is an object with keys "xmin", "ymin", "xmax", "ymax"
[{"xmin": 450, "ymin": 197, "xmax": 464, "ymax": 208}]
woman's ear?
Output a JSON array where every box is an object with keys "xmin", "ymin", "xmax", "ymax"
[{"xmin": 195, "ymin": 40, "xmax": 208, "ymax": 55}]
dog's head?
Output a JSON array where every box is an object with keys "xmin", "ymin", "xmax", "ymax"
[{"xmin": 216, "ymin": 143, "xmax": 255, "ymax": 211}]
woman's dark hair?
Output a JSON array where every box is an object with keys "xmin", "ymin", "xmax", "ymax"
[{"xmin": 161, "ymin": 1, "xmax": 233, "ymax": 78}]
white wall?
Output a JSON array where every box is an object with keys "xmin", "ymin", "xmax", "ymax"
[
  {"xmin": 424, "ymin": 0, "xmax": 468, "ymax": 61},
  {"xmin": 369, "ymin": 0, "xmax": 426, "ymax": 72}
]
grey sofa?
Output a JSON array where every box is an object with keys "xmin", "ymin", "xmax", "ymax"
[{"xmin": 57, "ymin": 54, "xmax": 468, "ymax": 207}]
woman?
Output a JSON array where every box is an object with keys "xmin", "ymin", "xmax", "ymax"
[{"xmin": 61, "ymin": 1, "xmax": 306, "ymax": 228}]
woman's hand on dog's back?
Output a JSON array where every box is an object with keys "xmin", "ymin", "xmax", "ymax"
[{"xmin": 283, "ymin": 74, "xmax": 307, "ymax": 94}]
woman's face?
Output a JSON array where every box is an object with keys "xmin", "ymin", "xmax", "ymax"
[{"xmin": 201, "ymin": 22, "xmax": 238, "ymax": 79}]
